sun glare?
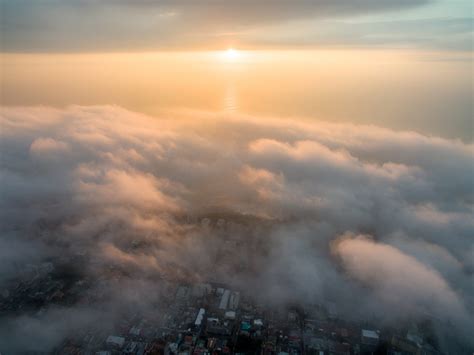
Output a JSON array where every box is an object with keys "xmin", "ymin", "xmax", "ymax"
[{"xmin": 224, "ymin": 47, "xmax": 239, "ymax": 61}]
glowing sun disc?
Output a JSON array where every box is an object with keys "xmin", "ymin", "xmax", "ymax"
[{"xmin": 225, "ymin": 48, "xmax": 238, "ymax": 60}]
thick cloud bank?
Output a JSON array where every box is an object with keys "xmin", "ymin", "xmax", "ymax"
[{"xmin": 0, "ymin": 106, "xmax": 473, "ymax": 352}]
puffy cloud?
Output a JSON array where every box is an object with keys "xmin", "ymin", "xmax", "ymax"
[
  {"xmin": 0, "ymin": 105, "xmax": 473, "ymax": 351},
  {"xmin": 30, "ymin": 137, "xmax": 69, "ymax": 155},
  {"xmin": 332, "ymin": 234, "xmax": 466, "ymax": 318}
]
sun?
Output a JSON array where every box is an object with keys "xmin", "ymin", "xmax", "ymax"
[
  {"xmin": 218, "ymin": 47, "xmax": 247, "ymax": 63},
  {"xmin": 224, "ymin": 47, "xmax": 239, "ymax": 61}
]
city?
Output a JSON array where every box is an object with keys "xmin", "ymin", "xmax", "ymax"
[{"xmin": 0, "ymin": 225, "xmax": 448, "ymax": 355}]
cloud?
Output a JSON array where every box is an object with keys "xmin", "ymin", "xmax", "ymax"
[
  {"xmin": 0, "ymin": 0, "xmax": 431, "ymax": 51},
  {"xmin": 0, "ymin": 105, "xmax": 473, "ymax": 352},
  {"xmin": 251, "ymin": 16, "xmax": 473, "ymax": 51},
  {"xmin": 332, "ymin": 234, "xmax": 466, "ymax": 318},
  {"xmin": 29, "ymin": 137, "xmax": 70, "ymax": 160}
]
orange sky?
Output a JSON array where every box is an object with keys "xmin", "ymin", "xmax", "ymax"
[{"xmin": 1, "ymin": 49, "xmax": 472, "ymax": 140}]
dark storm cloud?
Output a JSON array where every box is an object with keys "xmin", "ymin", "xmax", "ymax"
[
  {"xmin": 0, "ymin": 0, "xmax": 431, "ymax": 51},
  {"xmin": 0, "ymin": 106, "xmax": 473, "ymax": 352}
]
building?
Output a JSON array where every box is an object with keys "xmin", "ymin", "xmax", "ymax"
[
  {"xmin": 361, "ymin": 329, "xmax": 379, "ymax": 354},
  {"xmin": 106, "ymin": 335, "xmax": 125, "ymax": 349},
  {"xmin": 195, "ymin": 308, "xmax": 206, "ymax": 327},
  {"xmin": 219, "ymin": 290, "xmax": 231, "ymax": 310}
]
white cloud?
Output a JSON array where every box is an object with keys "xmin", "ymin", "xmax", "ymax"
[
  {"xmin": 332, "ymin": 234, "xmax": 466, "ymax": 319},
  {"xmin": 0, "ymin": 105, "xmax": 473, "ymax": 351},
  {"xmin": 30, "ymin": 137, "xmax": 70, "ymax": 157}
]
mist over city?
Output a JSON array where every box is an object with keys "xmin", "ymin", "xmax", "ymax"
[{"xmin": 1, "ymin": 1, "xmax": 473, "ymax": 354}]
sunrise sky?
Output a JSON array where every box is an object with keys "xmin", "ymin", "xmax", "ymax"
[
  {"xmin": 1, "ymin": 1, "xmax": 474, "ymax": 352},
  {"xmin": 1, "ymin": 0, "xmax": 472, "ymax": 140}
]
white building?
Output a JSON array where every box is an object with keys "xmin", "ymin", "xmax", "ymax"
[
  {"xmin": 106, "ymin": 335, "xmax": 125, "ymax": 348},
  {"xmin": 219, "ymin": 289, "xmax": 231, "ymax": 310},
  {"xmin": 195, "ymin": 308, "xmax": 206, "ymax": 326},
  {"xmin": 361, "ymin": 329, "xmax": 379, "ymax": 346}
]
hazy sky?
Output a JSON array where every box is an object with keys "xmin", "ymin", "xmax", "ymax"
[
  {"xmin": 1, "ymin": 0, "xmax": 472, "ymax": 51},
  {"xmin": 0, "ymin": 0, "xmax": 473, "ymax": 140}
]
